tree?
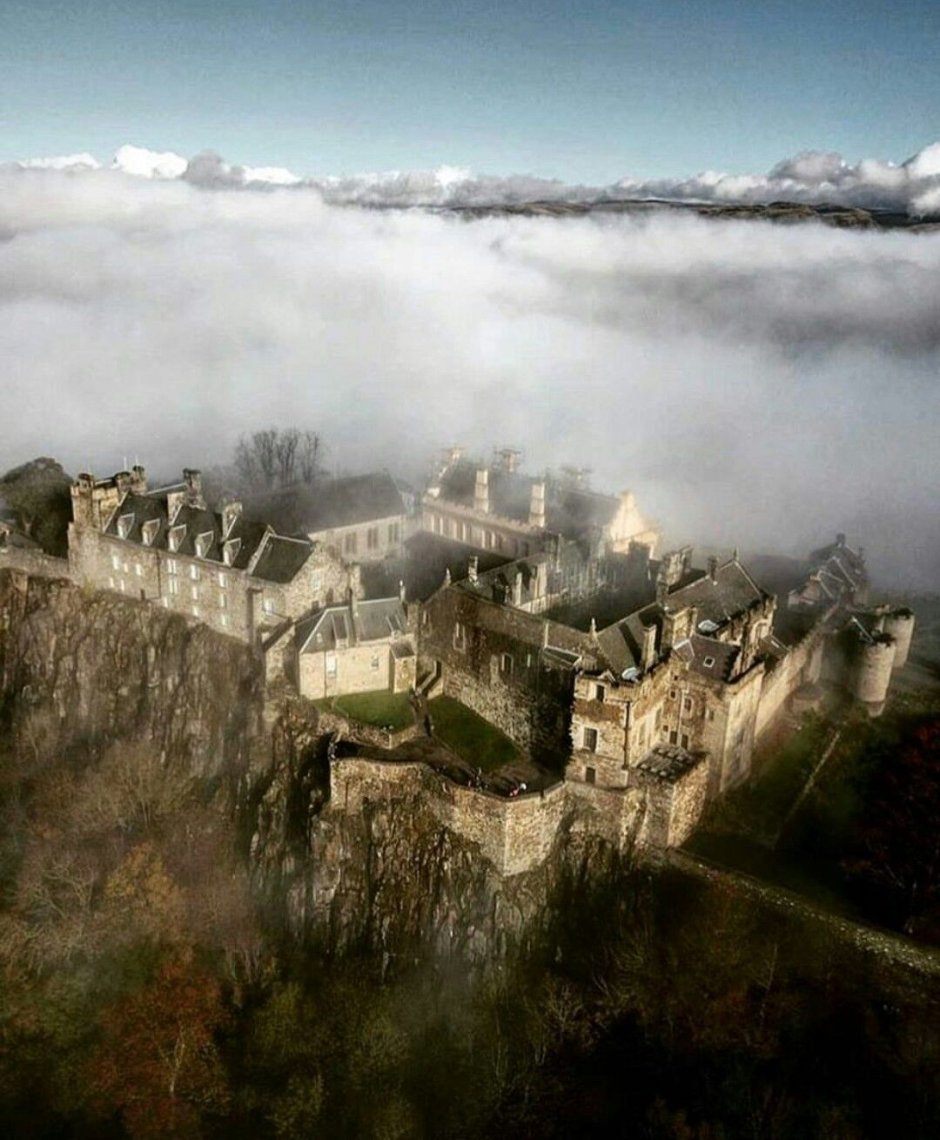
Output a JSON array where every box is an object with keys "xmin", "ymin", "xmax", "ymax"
[
  {"xmin": 0, "ymin": 456, "xmax": 72, "ymax": 556},
  {"xmin": 233, "ymin": 428, "xmax": 321, "ymax": 491},
  {"xmin": 88, "ymin": 953, "xmax": 230, "ymax": 1139}
]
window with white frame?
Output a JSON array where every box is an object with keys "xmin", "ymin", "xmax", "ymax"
[
  {"xmin": 453, "ymin": 621, "xmax": 466, "ymax": 651},
  {"xmin": 167, "ymin": 558, "xmax": 179, "ymax": 575},
  {"xmin": 111, "ymin": 552, "xmax": 121, "ymax": 571},
  {"xmin": 190, "ymin": 564, "xmax": 200, "ymax": 581}
]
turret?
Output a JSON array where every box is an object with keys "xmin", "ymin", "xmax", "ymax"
[
  {"xmin": 852, "ymin": 633, "xmax": 895, "ymax": 717},
  {"xmin": 883, "ymin": 608, "xmax": 915, "ymax": 669}
]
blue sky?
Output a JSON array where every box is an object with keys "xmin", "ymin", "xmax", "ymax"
[{"xmin": 2, "ymin": 0, "xmax": 938, "ymax": 183}]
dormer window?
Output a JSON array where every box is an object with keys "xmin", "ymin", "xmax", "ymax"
[
  {"xmin": 117, "ymin": 513, "xmax": 134, "ymax": 540},
  {"xmin": 703, "ymin": 656, "xmax": 716, "ymax": 669},
  {"xmin": 168, "ymin": 525, "xmax": 185, "ymax": 553},
  {"xmin": 141, "ymin": 519, "xmax": 159, "ymax": 547},
  {"xmin": 223, "ymin": 538, "xmax": 241, "ymax": 567},
  {"xmin": 195, "ymin": 531, "xmax": 213, "ymax": 559}
]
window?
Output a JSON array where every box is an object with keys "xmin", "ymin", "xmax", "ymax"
[
  {"xmin": 191, "ymin": 584, "xmax": 199, "ymax": 601},
  {"xmin": 167, "ymin": 559, "xmax": 179, "ymax": 575},
  {"xmin": 367, "ymin": 526, "xmax": 379, "ymax": 550},
  {"xmin": 669, "ymin": 688, "xmax": 677, "ymax": 701},
  {"xmin": 344, "ymin": 532, "xmax": 358, "ymax": 556},
  {"xmin": 111, "ymin": 553, "xmax": 121, "ymax": 571},
  {"xmin": 134, "ymin": 563, "xmax": 142, "ymax": 577},
  {"xmin": 326, "ymin": 653, "xmax": 337, "ymax": 678},
  {"xmin": 195, "ymin": 532, "xmax": 212, "ymax": 558},
  {"xmin": 108, "ymin": 576, "xmax": 115, "ymax": 589},
  {"xmin": 168, "ymin": 525, "xmax": 185, "ymax": 552},
  {"xmin": 192, "ymin": 605, "xmax": 199, "ymax": 617},
  {"xmin": 220, "ymin": 614, "xmax": 229, "ymax": 628},
  {"xmin": 500, "ymin": 653, "xmax": 513, "ymax": 676},
  {"xmin": 681, "ymin": 733, "xmax": 690, "ymax": 750},
  {"xmin": 595, "ymin": 684, "xmax": 605, "ymax": 702},
  {"xmin": 263, "ymin": 598, "xmax": 275, "ymax": 615},
  {"xmin": 219, "ymin": 592, "xmax": 227, "ymax": 609},
  {"xmin": 669, "ymin": 730, "xmax": 678, "ymax": 744},
  {"xmin": 708, "ymin": 710, "xmax": 716, "ymax": 722},
  {"xmin": 453, "ymin": 621, "xmax": 466, "ymax": 651},
  {"xmin": 388, "ymin": 522, "xmax": 400, "ymax": 544},
  {"xmin": 371, "ymin": 653, "xmax": 381, "ymax": 671},
  {"xmin": 585, "ymin": 766, "xmax": 596, "ymax": 785},
  {"xmin": 168, "ymin": 578, "xmax": 180, "ymax": 596},
  {"xmin": 190, "ymin": 564, "xmax": 200, "ymax": 581},
  {"xmin": 142, "ymin": 519, "xmax": 159, "ymax": 546},
  {"xmin": 683, "ymin": 696, "xmax": 692, "ymax": 713},
  {"xmin": 310, "ymin": 572, "xmax": 322, "ymax": 593},
  {"xmin": 583, "ymin": 727, "xmax": 598, "ymax": 752},
  {"xmin": 655, "ymin": 707, "xmax": 663, "ymax": 728},
  {"xmin": 218, "ymin": 571, "xmax": 228, "ymax": 588},
  {"xmin": 703, "ymin": 656, "xmax": 716, "ymax": 669},
  {"xmin": 117, "ymin": 513, "xmax": 134, "ymax": 539}
]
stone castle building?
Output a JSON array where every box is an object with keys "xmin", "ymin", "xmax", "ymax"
[
  {"xmin": 68, "ymin": 466, "xmax": 360, "ymax": 644},
  {"xmin": 6, "ymin": 446, "xmax": 914, "ymax": 870},
  {"xmin": 421, "ymin": 448, "xmax": 660, "ymax": 560}
]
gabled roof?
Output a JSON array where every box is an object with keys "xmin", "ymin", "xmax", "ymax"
[
  {"xmin": 100, "ymin": 489, "xmax": 314, "ymax": 584},
  {"xmin": 294, "ymin": 473, "xmax": 405, "ymax": 532},
  {"xmin": 297, "ymin": 597, "xmax": 410, "ymax": 653},
  {"xmin": 668, "ymin": 559, "xmax": 767, "ymax": 627},
  {"xmin": 672, "ymin": 634, "xmax": 740, "ymax": 682}
]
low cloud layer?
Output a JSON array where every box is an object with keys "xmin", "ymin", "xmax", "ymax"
[
  {"xmin": 1, "ymin": 164, "xmax": 938, "ymax": 589},
  {"xmin": 11, "ymin": 141, "xmax": 940, "ymax": 215}
]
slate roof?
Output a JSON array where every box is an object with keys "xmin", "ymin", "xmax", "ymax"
[
  {"xmin": 635, "ymin": 744, "xmax": 703, "ymax": 783},
  {"xmin": 671, "ymin": 634, "xmax": 740, "ymax": 682},
  {"xmin": 295, "ymin": 473, "xmax": 405, "ymax": 532},
  {"xmin": 101, "ymin": 490, "xmax": 314, "ymax": 584},
  {"xmin": 297, "ymin": 597, "xmax": 411, "ymax": 653},
  {"xmin": 436, "ymin": 460, "xmax": 620, "ymax": 537},
  {"xmin": 667, "ymin": 559, "xmax": 768, "ymax": 627}
]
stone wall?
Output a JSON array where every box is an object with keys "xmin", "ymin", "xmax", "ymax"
[
  {"xmin": 329, "ymin": 756, "xmax": 569, "ymax": 876},
  {"xmin": 755, "ymin": 621, "xmax": 828, "ymax": 737},
  {"xmin": 0, "ymin": 547, "xmax": 70, "ymax": 581},
  {"xmin": 420, "ymin": 587, "xmax": 581, "ymax": 765}
]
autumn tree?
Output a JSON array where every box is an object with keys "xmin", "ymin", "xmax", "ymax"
[{"xmin": 88, "ymin": 952, "xmax": 230, "ymax": 1139}]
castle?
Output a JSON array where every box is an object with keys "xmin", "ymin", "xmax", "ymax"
[{"xmin": 1, "ymin": 449, "xmax": 915, "ymax": 872}]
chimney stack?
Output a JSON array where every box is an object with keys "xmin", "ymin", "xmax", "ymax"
[
  {"xmin": 182, "ymin": 468, "xmax": 205, "ymax": 509},
  {"xmin": 528, "ymin": 480, "xmax": 546, "ymax": 529},
  {"xmin": 640, "ymin": 622, "xmax": 658, "ymax": 671},
  {"xmin": 474, "ymin": 468, "xmax": 489, "ymax": 514},
  {"xmin": 707, "ymin": 556, "xmax": 718, "ymax": 582}
]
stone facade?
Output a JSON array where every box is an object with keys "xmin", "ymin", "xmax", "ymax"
[
  {"xmin": 68, "ymin": 466, "xmax": 360, "ymax": 645},
  {"xmin": 422, "ymin": 448, "xmax": 660, "ymax": 559},
  {"xmin": 295, "ymin": 596, "xmax": 416, "ymax": 700}
]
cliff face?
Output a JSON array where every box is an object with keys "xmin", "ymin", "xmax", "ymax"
[
  {"xmin": 0, "ymin": 569, "xmax": 263, "ymax": 785},
  {"xmin": 0, "ymin": 570, "xmax": 624, "ymax": 961}
]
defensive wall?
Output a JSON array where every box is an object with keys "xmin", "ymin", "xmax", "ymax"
[
  {"xmin": 327, "ymin": 751, "xmax": 708, "ymax": 875},
  {"xmin": 0, "ymin": 547, "xmax": 71, "ymax": 581},
  {"xmin": 329, "ymin": 756, "xmax": 569, "ymax": 877}
]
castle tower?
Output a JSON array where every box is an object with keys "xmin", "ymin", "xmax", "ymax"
[
  {"xmin": 883, "ymin": 608, "xmax": 915, "ymax": 669},
  {"xmin": 474, "ymin": 468, "xmax": 489, "ymax": 514},
  {"xmin": 852, "ymin": 634, "xmax": 896, "ymax": 717}
]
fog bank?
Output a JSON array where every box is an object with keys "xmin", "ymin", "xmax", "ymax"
[{"xmin": 1, "ymin": 167, "xmax": 938, "ymax": 589}]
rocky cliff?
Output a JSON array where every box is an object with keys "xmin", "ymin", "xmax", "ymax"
[{"xmin": 0, "ymin": 570, "xmax": 624, "ymax": 963}]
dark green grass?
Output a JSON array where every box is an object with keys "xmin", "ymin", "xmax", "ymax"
[
  {"xmin": 428, "ymin": 695, "xmax": 520, "ymax": 770},
  {"xmin": 319, "ymin": 689, "xmax": 415, "ymax": 731}
]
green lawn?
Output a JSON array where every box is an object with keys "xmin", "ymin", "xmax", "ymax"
[
  {"xmin": 428, "ymin": 695, "xmax": 520, "ymax": 770},
  {"xmin": 321, "ymin": 689, "xmax": 415, "ymax": 731}
]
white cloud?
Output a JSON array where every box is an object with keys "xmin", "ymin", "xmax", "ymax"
[
  {"xmin": 13, "ymin": 141, "xmax": 940, "ymax": 216},
  {"xmin": 0, "ymin": 164, "xmax": 938, "ymax": 589}
]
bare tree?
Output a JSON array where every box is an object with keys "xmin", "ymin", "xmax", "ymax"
[{"xmin": 234, "ymin": 428, "xmax": 322, "ymax": 491}]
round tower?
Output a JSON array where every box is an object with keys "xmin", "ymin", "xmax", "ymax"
[
  {"xmin": 852, "ymin": 634, "xmax": 896, "ymax": 717},
  {"xmin": 883, "ymin": 608, "xmax": 915, "ymax": 669}
]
